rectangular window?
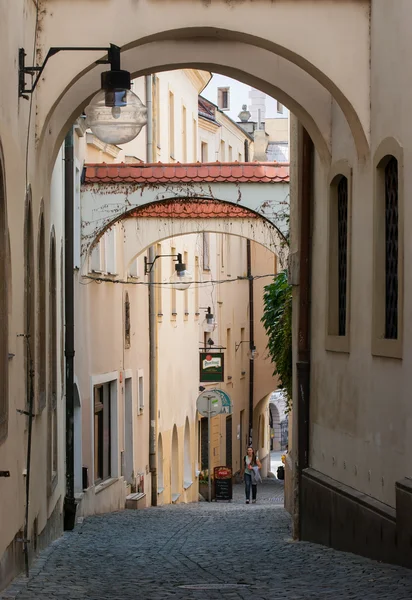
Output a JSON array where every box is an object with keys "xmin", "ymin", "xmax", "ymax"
[
  {"xmin": 171, "ymin": 246, "xmax": 177, "ymax": 317},
  {"xmin": 94, "ymin": 383, "xmax": 111, "ymax": 483},
  {"xmin": 218, "ymin": 87, "xmax": 230, "ymax": 111},
  {"xmin": 155, "ymin": 76, "xmax": 161, "ymax": 149},
  {"xmin": 384, "ymin": 157, "xmax": 399, "ymax": 339},
  {"xmin": 138, "ymin": 373, "xmax": 144, "ymax": 413},
  {"xmin": 184, "ymin": 251, "xmax": 189, "ymax": 318},
  {"xmin": 105, "ymin": 227, "xmax": 117, "ymax": 275},
  {"xmin": 220, "ymin": 140, "xmax": 225, "ymax": 162},
  {"xmin": 201, "ymin": 141, "xmax": 208, "ymax": 162},
  {"xmin": 129, "ymin": 257, "xmax": 139, "ymax": 279},
  {"xmin": 155, "ymin": 243, "xmax": 163, "ymax": 317},
  {"xmin": 74, "ymin": 162, "xmax": 81, "ymax": 269},
  {"xmin": 169, "ymin": 91, "xmax": 175, "ymax": 159},
  {"xmin": 182, "ymin": 105, "xmax": 187, "ymax": 162},
  {"xmin": 194, "ymin": 256, "xmax": 199, "ymax": 318},
  {"xmin": 124, "ymin": 292, "xmax": 131, "ymax": 349},
  {"xmin": 226, "ymin": 328, "xmax": 232, "ymax": 378},
  {"xmin": 90, "ymin": 239, "xmax": 105, "ymax": 273},
  {"xmin": 193, "ymin": 118, "xmax": 197, "ymax": 161},
  {"xmin": 202, "ymin": 232, "xmax": 210, "ymax": 271}
]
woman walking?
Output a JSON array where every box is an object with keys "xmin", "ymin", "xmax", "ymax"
[{"xmin": 242, "ymin": 446, "xmax": 262, "ymax": 504}]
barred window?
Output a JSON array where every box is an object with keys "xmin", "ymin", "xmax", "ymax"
[
  {"xmin": 24, "ymin": 193, "xmax": 35, "ymax": 410},
  {"xmin": 124, "ymin": 292, "xmax": 131, "ymax": 348},
  {"xmin": 0, "ymin": 154, "xmax": 8, "ymax": 444},
  {"xmin": 48, "ymin": 233, "xmax": 58, "ymax": 494},
  {"xmin": 384, "ymin": 157, "xmax": 398, "ymax": 340},
  {"xmin": 337, "ymin": 177, "xmax": 348, "ymax": 336},
  {"xmin": 37, "ymin": 214, "xmax": 46, "ymax": 412},
  {"xmin": 327, "ymin": 170, "xmax": 350, "ymax": 350}
]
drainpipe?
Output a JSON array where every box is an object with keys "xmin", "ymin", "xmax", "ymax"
[
  {"xmin": 247, "ymin": 240, "xmax": 254, "ymax": 447},
  {"xmin": 244, "ymin": 139, "xmax": 249, "ymax": 162},
  {"xmin": 146, "ymin": 75, "xmax": 157, "ymax": 505},
  {"xmin": 296, "ymin": 128, "xmax": 313, "ymax": 537},
  {"xmin": 63, "ymin": 128, "xmax": 76, "ymax": 530}
]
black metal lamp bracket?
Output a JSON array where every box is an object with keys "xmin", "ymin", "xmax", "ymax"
[
  {"xmin": 235, "ymin": 340, "xmax": 252, "ymax": 352},
  {"xmin": 18, "ymin": 44, "xmax": 120, "ymax": 99},
  {"xmin": 144, "ymin": 253, "xmax": 181, "ymax": 275}
]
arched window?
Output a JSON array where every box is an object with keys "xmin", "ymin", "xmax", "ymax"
[
  {"xmin": 37, "ymin": 212, "xmax": 46, "ymax": 412},
  {"xmin": 372, "ymin": 140, "xmax": 403, "ymax": 359},
  {"xmin": 383, "ymin": 157, "xmax": 398, "ymax": 340},
  {"xmin": 183, "ymin": 418, "xmax": 191, "ymax": 487},
  {"xmin": 326, "ymin": 162, "xmax": 352, "ymax": 353},
  {"xmin": 157, "ymin": 434, "xmax": 164, "ymax": 492},
  {"xmin": 48, "ymin": 231, "xmax": 58, "ymax": 494},
  {"xmin": 0, "ymin": 147, "xmax": 8, "ymax": 444},
  {"xmin": 24, "ymin": 189, "xmax": 35, "ymax": 409}
]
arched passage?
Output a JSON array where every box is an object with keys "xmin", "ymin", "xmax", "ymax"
[{"xmin": 36, "ymin": 2, "xmax": 369, "ymax": 163}]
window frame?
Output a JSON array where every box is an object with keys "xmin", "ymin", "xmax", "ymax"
[
  {"xmin": 0, "ymin": 144, "xmax": 8, "ymax": 445},
  {"xmin": 325, "ymin": 161, "xmax": 352, "ymax": 353},
  {"xmin": 90, "ymin": 372, "xmax": 119, "ymax": 485},
  {"xmin": 372, "ymin": 138, "xmax": 404, "ymax": 359},
  {"xmin": 217, "ymin": 87, "xmax": 230, "ymax": 111}
]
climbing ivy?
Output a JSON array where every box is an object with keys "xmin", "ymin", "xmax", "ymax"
[{"xmin": 261, "ymin": 269, "xmax": 293, "ymax": 412}]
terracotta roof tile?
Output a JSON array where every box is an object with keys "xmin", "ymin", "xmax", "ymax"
[{"xmin": 84, "ymin": 162, "xmax": 290, "ymax": 185}]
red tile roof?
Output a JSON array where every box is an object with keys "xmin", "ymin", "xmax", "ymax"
[
  {"xmin": 127, "ymin": 199, "xmax": 259, "ymax": 219},
  {"xmin": 84, "ymin": 162, "xmax": 290, "ymax": 184}
]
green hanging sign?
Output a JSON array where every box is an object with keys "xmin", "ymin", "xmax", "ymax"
[{"xmin": 199, "ymin": 352, "xmax": 224, "ymax": 382}]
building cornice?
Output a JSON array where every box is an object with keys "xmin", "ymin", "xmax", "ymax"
[
  {"xmin": 86, "ymin": 132, "xmax": 121, "ymax": 158},
  {"xmin": 198, "ymin": 116, "xmax": 220, "ymax": 133},
  {"xmin": 185, "ymin": 69, "xmax": 212, "ymax": 93}
]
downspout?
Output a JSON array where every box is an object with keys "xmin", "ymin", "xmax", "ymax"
[
  {"xmin": 247, "ymin": 239, "xmax": 254, "ymax": 447},
  {"xmin": 146, "ymin": 75, "xmax": 157, "ymax": 505},
  {"xmin": 296, "ymin": 127, "xmax": 313, "ymax": 537},
  {"xmin": 244, "ymin": 139, "xmax": 249, "ymax": 162},
  {"xmin": 63, "ymin": 128, "xmax": 76, "ymax": 530}
]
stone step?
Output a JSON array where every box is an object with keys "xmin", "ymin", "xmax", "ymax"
[{"xmin": 125, "ymin": 492, "xmax": 146, "ymax": 510}]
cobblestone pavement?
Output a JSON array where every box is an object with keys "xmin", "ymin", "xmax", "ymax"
[{"xmin": 2, "ymin": 479, "xmax": 412, "ymax": 600}]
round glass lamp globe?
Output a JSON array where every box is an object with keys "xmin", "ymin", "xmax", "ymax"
[
  {"xmin": 170, "ymin": 268, "xmax": 193, "ymax": 291},
  {"xmin": 85, "ymin": 89, "xmax": 148, "ymax": 145}
]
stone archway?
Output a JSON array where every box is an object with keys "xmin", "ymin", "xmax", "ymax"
[
  {"xmin": 80, "ymin": 163, "xmax": 290, "ymax": 276},
  {"xmin": 31, "ymin": 2, "xmax": 369, "ymax": 177}
]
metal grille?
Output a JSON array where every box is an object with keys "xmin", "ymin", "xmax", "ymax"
[
  {"xmin": 384, "ymin": 158, "xmax": 398, "ymax": 340},
  {"xmin": 337, "ymin": 177, "xmax": 348, "ymax": 336}
]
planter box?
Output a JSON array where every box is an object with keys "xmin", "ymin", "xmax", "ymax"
[{"xmin": 199, "ymin": 482, "xmax": 215, "ymax": 501}]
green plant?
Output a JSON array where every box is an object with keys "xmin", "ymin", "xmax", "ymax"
[
  {"xmin": 261, "ymin": 269, "xmax": 293, "ymax": 412},
  {"xmin": 198, "ymin": 470, "xmax": 211, "ymax": 484}
]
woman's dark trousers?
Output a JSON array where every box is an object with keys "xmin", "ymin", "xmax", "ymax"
[{"xmin": 244, "ymin": 473, "xmax": 257, "ymax": 500}]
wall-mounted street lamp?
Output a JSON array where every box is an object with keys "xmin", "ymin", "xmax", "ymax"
[
  {"xmin": 144, "ymin": 253, "xmax": 193, "ymax": 291},
  {"xmin": 19, "ymin": 44, "xmax": 147, "ymax": 145},
  {"xmin": 235, "ymin": 340, "xmax": 257, "ymax": 360},
  {"xmin": 199, "ymin": 307, "xmax": 216, "ymax": 332}
]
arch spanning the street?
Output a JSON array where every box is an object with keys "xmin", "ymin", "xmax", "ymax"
[
  {"xmin": 35, "ymin": 1, "xmax": 369, "ymax": 168},
  {"xmin": 81, "ymin": 162, "xmax": 290, "ymax": 276}
]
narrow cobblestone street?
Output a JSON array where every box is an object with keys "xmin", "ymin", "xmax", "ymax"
[{"xmin": 2, "ymin": 480, "xmax": 412, "ymax": 600}]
